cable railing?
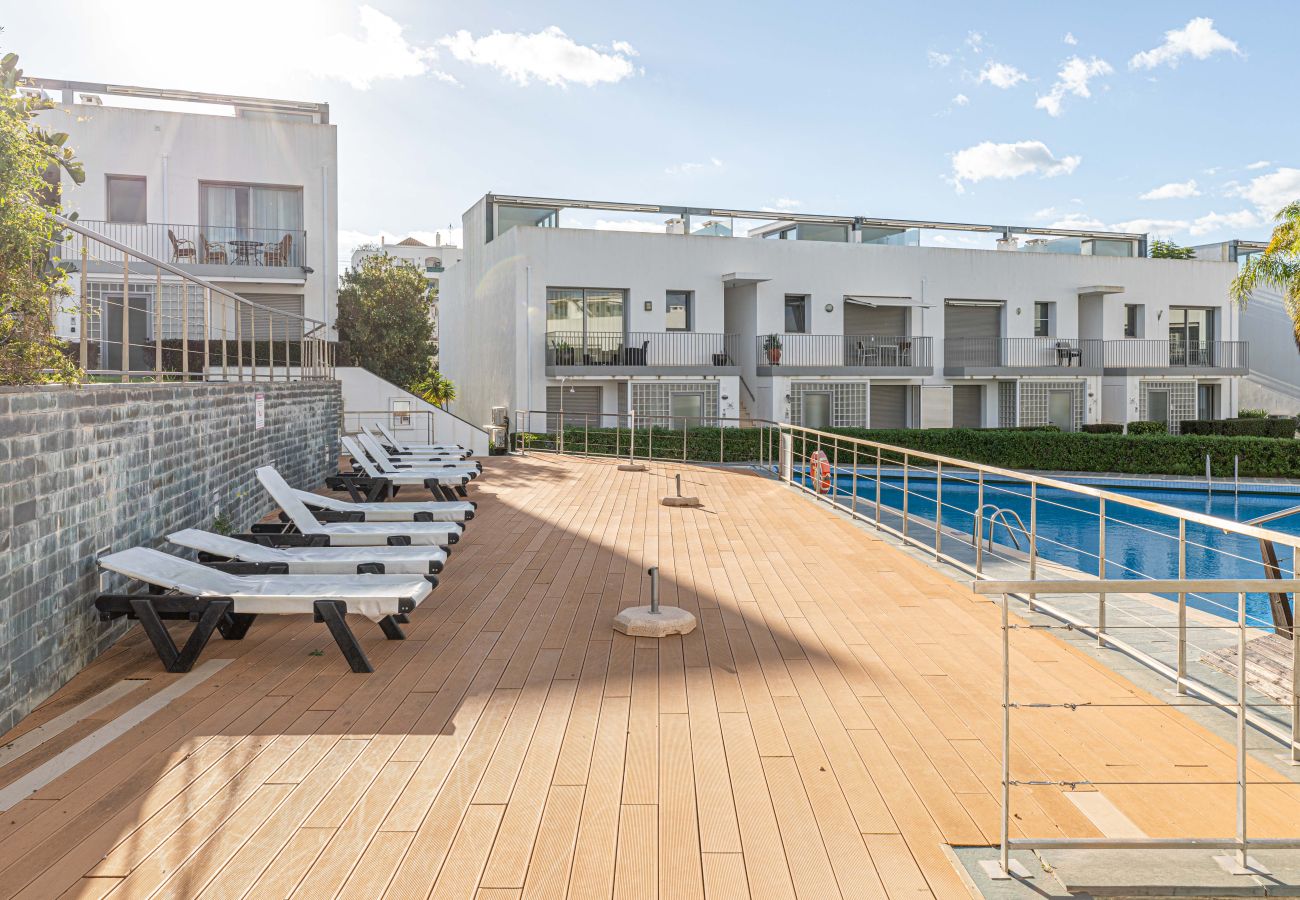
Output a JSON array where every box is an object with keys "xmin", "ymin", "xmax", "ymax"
[{"xmin": 47, "ymin": 211, "xmax": 334, "ymax": 383}]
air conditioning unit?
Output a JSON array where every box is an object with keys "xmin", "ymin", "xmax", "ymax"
[{"xmin": 490, "ymin": 406, "xmax": 507, "ymax": 426}]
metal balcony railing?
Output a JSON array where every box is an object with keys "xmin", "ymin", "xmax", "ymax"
[
  {"xmin": 545, "ymin": 331, "xmax": 738, "ymax": 367},
  {"xmin": 944, "ymin": 337, "xmax": 1103, "ymax": 369},
  {"xmin": 67, "ymin": 221, "xmax": 308, "ymax": 268},
  {"xmin": 757, "ymin": 334, "xmax": 931, "ymax": 368},
  {"xmin": 1103, "ymin": 339, "xmax": 1249, "ymax": 370}
]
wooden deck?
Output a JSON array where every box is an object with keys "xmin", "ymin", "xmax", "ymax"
[{"xmin": 2, "ymin": 453, "xmax": 1300, "ymax": 899}]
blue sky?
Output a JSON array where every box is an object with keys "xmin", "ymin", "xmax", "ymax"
[{"xmin": 6, "ymin": 1, "xmax": 1296, "ymax": 261}]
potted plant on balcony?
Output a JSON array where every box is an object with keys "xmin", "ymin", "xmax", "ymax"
[
  {"xmin": 552, "ymin": 340, "xmax": 575, "ymax": 365},
  {"xmin": 763, "ymin": 334, "xmax": 783, "ymax": 365}
]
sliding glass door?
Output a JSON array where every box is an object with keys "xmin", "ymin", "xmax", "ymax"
[
  {"xmin": 1168, "ymin": 307, "xmax": 1213, "ymax": 366},
  {"xmin": 546, "ymin": 287, "xmax": 625, "ymax": 362}
]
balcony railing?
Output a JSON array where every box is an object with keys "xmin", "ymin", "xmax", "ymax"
[
  {"xmin": 66, "ymin": 221, "xmax": 307, "ymax": 268},
  {"xmin": 944, "ymin": 337, "xmax": 1103, "ymax": 371},
  {"xmin": 757, "ymin": 334, "xmax": 931, "ymax": 369},
  {"xmin": 1102, "ymin": 339, "xmax": 1249, "ymax": 371},
  {"xmin": 545, "ymin": 331, "xmax": 738, "ymax": 368}
]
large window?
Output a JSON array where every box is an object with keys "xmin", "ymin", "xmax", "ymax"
[
  {"xmin": 200, "ymin": 182, "xmax": 303, "ymax": 239},
  {"xmin": 669, "ymin": 392, "xmax": 705, "ymax": 424},
  {"xmin": 1033, "ymin": 301, "xmax": 1053, "ymax": 337},
  {"xmin": 665, "ymin": 291, "xmax": 692, "ymax": 331},
  {"xmin": 545, "ymin": 287, "xmax": 626, "ymax": 338},
  {"xmin": 1123, "ymin": 303, "xmax": 1144, "ymax": 338},
  {"xmin": 784, "ymin": 295, "xmax": 808, "ymax": 333},
  {"xmin": 106, "ymin": 175, "xmax": 146, "ymax": 224},
  {"xmin": 1169, "ymin": 307, "xmax": 1213, "ymax": 361}
]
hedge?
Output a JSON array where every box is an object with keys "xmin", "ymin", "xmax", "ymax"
[
  {"xmin": 1126, "ymin": 420, "xmax": 1168, "ymax": 435},
  {"xmin": 524, "ymin": 425, "xmax": 1300, "ymax": 477},
  {"xmin": 1082, "ymin": 423, "xmax": 1123, "ymax": 434},
  {"xmin": 1180, "ymin": 417, "xmax": 1298, "ymax": 438}
]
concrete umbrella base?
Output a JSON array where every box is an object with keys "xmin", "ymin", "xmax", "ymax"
[{"xmin": 613, "ymin": 606, "xmax": 697, "ymax": 637}]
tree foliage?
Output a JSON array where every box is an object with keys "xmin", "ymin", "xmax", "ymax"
[
  {"xmin": 1149, "ymin": 239, "xmax": 1195, "ymax": 260},
  {"xmin": 1232, "ymin": 201, "xmax": 1300, "ymax": 348},
  {"xmin": 336, "ymin": 252, "xmax": 435, "ymax": 388},
  {"xmin": 409, "ymin": 363, "xmax": 456, "ymax": 407},
  {"xmin": 0, "ymin": 50, "xmax": 84, "ymax": 384}
]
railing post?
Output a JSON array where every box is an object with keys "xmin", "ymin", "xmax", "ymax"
[
  {"xmin": 120, "ymin": 250, "xmax": 130, "ymax": 383},
  {"xmin": 1000, "ymin": 591, "xmax": 1011, "ymax": 876},
  {"xmin": 934, "ymin": 461, "xmax": 943, "ymax": 559},
  {"xmin": 1097, "ymin": 498, "xmax": 1107, "ymax": 647},
  {"xmin": 832, "ymin": 437, "xmax": 840, "ymax": 504},
  {"xmin": 284, "ymin": 316, "xmax": 291, "ymax": 381},
  {"xmin": 236, "ymin": 300, "xmax": 244, "ymax": 381},
  {"xmin": 682, "ymin": 416, "xmax": 687, "ymax": 461},
  {"xmin": 154, "ymin": 268, "xmax": 163, "ymax": 381},
  {"xmin": 875, "ymin": 447, "xmax": 881, "ymax": 527},
  {"xmin": 851, "ymin": 444, "xmax": 859, "ymax": 517},
  {"xmin": 584, "ymin": 413, "xmax": 589, "ymax": 456},
  {"xmin": 1177, "ymin": 519, "xmax": 1187, "ymax": 695},
  {"xmin": 615, "ymin": 414, "xmax": 621, "ymax": 459},
  {"xmin": 1291, "ymin": 617, "xmax": 1299, "ymax": 763},
  {"xmin": 181, "ymin": 283, "xmax": 190, "ymax": 381},
  {"xmin": 202, "ymin": 287, "xmax": 211, "ymax": 381},
  {"xmin": 975, "ymin": 471, "xmax": 985, "ymax": 574},
  {"xmin": 78, "ymin": 243, "xmax": 88, "ymax": 372},
  {"xmin": 902, "ymin": 452, "xmax": 909, "ymax": 539},
  {"xmin": 1028, "ymin": 483, "xmax": 1038, "ymax": 610},
  {"xmin": 1237, "ymin": 590, "xmax": 1248, "ymax": 871}
]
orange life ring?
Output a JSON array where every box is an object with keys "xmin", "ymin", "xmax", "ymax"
[{"xmin": 809, "ymin": 450, "xmax": 832, "ymax": 493}]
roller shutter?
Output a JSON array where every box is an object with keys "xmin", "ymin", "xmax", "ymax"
[
  {"xmin": 844, "ymin": 303, "xmax": 907, "ymax": 336},
  {"xmin": 547, "ymin": 385, "xmax": 603, "ymax": 431},
  {"xmin": 952, "ymin": 384, "xmax": 983, "ymax": 428},
  {"xmin": 870, "ymin": 385, "xmax": 908, "ymax": 429}
]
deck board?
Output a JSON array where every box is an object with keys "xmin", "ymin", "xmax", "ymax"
[{"xmin": 0, "ymin": 453, "xmax": 1298, "ymax": 897}]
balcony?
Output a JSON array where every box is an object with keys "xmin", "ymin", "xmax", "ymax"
[
  {"xmin": 756, "ymin": 334, "xmax": 933, "ymax": 376},
  {"xmin": 62, "ymin": 221, "xmax": 309, "ymax": 279},
  {"xmin": 545, "ymin": 331, "xmax": 739, "ymax": 375},
  {"xmin": 943, "ymin": 337, "xmax": 1104, "ymax": 376},
  {"xmin": 1102, "ymin": 339, "xmax": 1249, "ymax": 374}
]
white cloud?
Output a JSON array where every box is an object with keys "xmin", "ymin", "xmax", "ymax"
[
  {"xmin": 952, "ymin": 93, "xmax": 970, "ymax": 106},
  {"xmin": 1035, "ymin": 55, "xmax": 1112, "ymax": 116},
  {"xmin": 1129, "ymin": 17, "xmax": 1241, "ymax": 70},
  {"xmin": 1229, "ymin": 167, "xmax": 1300, "ymax": 216},
  {"xmin": 439, "ymin": 26, "xmax": 639, "ymax": 87},
  {"xmin": 1063, "ymin": 32, "xmax": 1078, "ymax": 45},
  {"xmin": 1246, "ymin": 160, "xmax": 1271, "ymax": 170},
  {"xmin": 1111, "ymin": 217, "xmax": 1190, "ymax": 235},
  {"xmin": 977, "ymin": 61, "xmax": 1028, "ymax": 89},
  {"xmin": 928, "ymin": 50, "xmax": 953, "ymax": 68},
  {"xmin": 310, "ymin": 5, "xmax": 448, "ymax": 90},
  {"xmin": 665, "ymin": 158, "xmax": 724, "ymax": 176},
  {"xmin": 1047, "ymin": 213, "xmax": 1109, "ymax": 230},
  {"xmin": 966, "ymin": 31, "xmax": 985, "ymax": 53},
  {"xmin": 1190, "ymin": 209, "xmax": 1261, "ymax": 236},
  {"xmin": 770, "ymin": 197, "xmax": 802, "ymax": 211},
  {"xmin": 590, "ymin": 219, "xmax": 667, "ymax": 233},
  {"xmin": 949, "ymin": 140, "xmax": 1081, "ymax": 192},
  {"xmin": 1139, "ymin": 179, "xmax": 1201, "ymax": 200}
]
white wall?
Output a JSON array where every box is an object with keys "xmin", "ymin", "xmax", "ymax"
[
  {"xmin": 38, "ymin": 100, "xmax": 338, "ymax": 328},
  {"xmin": 336, "ymin": 366, "xmax": 490, "ymax": 456}
]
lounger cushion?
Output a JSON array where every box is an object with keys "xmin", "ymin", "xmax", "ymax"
[
  {"xmin": 374, "ymin": 423, "xmax": 466, "ymax": 454},
  {"xmin": 292, "ymin": 489, "xmax": 474, "ymax": 522},
  {"xmin": 100, "ymin": 547, "xmax": 431, "ymax": 621},
  {"xmin": 357, "ymin": 433, "xmax": 480, "ymax": 476},
  {"xmin": 168, "ymin": 529, "xmax": 448, "ymax": 574},
  {"xmin": 341, "ymin": 436, "xmax": 470, "ymax": 486}
]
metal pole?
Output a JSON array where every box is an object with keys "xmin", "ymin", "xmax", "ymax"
[
  {"xmin": 181, "ymin": 283, "xmax": 190, "ymax": 380},
  {"xmin": 1000, "ymin": 590, "xmax": 1011, "ymax": 875},
  {"xmin": 584, "ymin": 413, "xmax": 589, "ymax": 456},
  {"xmin": 1098, "ymin": 498, "xmax": 1107, "ymax": 647},
  {"xmin": 120, "ymin": 251, "xmax": 130, "ymax": 382},
  {"xmin": 676, "ymin": 473, "xmax": 682, "ymax": 497},
  {"xmin": 1029, "ymin": 483, "xmax": 1038, "ymax": 610},
  {"xmin": 832, "ymin": 437, "xmax": 840, "ymax": 505},
  {"xmin": 934, "ymin": 461, "xmax": 943, "ymax": 559},
  {"xmin": 236, "ymin": 300, "xmax": 244, "ymax": 381},
  {"xmin": 1207, "ymin": 453, "xmax": 1213, "ymax": 495},
  {"xmin": 153, "ymin": 268, "xmax": 162, "ymax": 381},
  {"xmin": 851, "ymin": 444, "xmax": 859, "ymax": 517},
  {"xmin": 1237, "ymin": 590, "xmax": 1247, "ymax": 870},
  {"xmin": 629, "ymin": 410, "xmax": 636, "ymax": 463},
  {"xmin": 875, "ymin": 447, "xmax": 881, "ymax": 527},
  {"xmin": 648, "ymin": 566, "xmax": 660, "ymax": 615},
  {"xmin": 1177, "ymin": 519, "xmax": 1187, "ymax": 695},
  {"xmin": 202, "ymin": 286, "xmax": 211, "ymax": 380},
  {"xmin": 1291, "ymin": 613, "xmax": 1299, "ymax": 763},
  {"xmin": 78, "ymin": 243, "xmax": 88, "ymax": 371},
  {"xmin": 902, "ymin": 452, "xmax": 910, "ymax": 539},
  {"xmin": 682, "ymin": 416, "xmax": 687, "ymax": 461},
  {"xmin": 284, "ymin": 315, "xmax": 291, "ymax": 381},
  {"xmin": 1235, "ymin": 455, "xmax": 1240, "ymax": 496},
  {"xmin": 615, "ymin": 413, "xmax": 621, "ymax": 459},
  {"xmin": 976, "ymin": 471, "xmax": 985, "ymax": 574}
]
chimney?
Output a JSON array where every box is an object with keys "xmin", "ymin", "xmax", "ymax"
[{"xmin": 664, "ymin": 217, "xmax": 686, "ymax": 235}]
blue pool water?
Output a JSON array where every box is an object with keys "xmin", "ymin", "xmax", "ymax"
[{"xmin": 805, "ymin": 471, "xmax": 1300, "ymax": 627}]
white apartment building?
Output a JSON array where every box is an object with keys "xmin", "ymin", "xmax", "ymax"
[
  {"xmin": 440, "ymin": 193, "xmax": 1246, "ymax": 433},
  {"xmin": 350, "ymin": 236, "xmax": 463, "ymax": 363},
  {"xmin": 32, "ymin": 77, "xmax": 337, "ymax": 364}
]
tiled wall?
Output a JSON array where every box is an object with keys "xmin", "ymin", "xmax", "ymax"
[
  {"xmin": 631, "ymin": 381, "xmax": 720, "ymax": 426},
  {"xmin": 790, "ymin": 381, "xmax": 869, "ymax": 427},
  {"xmin": 1139, "ymin": 379, "xmax": 1196, "ymax": 433},
  {"xmin": 0, "ymin": 381, "xmax": 341, "ymax": 733}
]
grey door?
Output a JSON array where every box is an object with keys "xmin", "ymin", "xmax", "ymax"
[
  {"xmin": 547, "ymin": 385, "xmax": 603, "ymax": 431},
  {"xmin": 945, "ymin": 303, "xmax": 1001, "ymax": 366},
  {"xmin": 1048, "ymin": 390, "xmax": 1074, "ymax": 432},
  {"xmin": 1148, "ymin": 389, "xmax": 1169, "ymax": 425},
  {"xmin": 102, "ymin": 293, "xmax": 150, "ymax": 372},
  {"xmin": 802, "ymin": 392, "xmax": 832, "ymax": 429},
  {"xmin": 870, "ymin": 385, "xmax": 908, "ymax": 429},
  {"xmin": 952, "ymin": 384, "xmax": 983, "ymax": 428}
]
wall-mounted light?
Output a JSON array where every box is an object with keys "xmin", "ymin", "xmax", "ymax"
[
  {"xmin": 1015, "ymin": 306, "xmax": 1022, "ymax": 316},
  {"xmin": 1157, "ymin": 309, "xmax": 1163, "ymax": 320},
  {"xmin": 824, "ymin": 303, "xmax": 834, "ymax": 313},
  {"xmin": 644, "ymin": 300, "xmax": 653, "ymax": 312}
]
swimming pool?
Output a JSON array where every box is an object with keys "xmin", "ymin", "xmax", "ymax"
[{"xmin": 808, "ymin": 470, "xmax": 1300, "ymax": 627}]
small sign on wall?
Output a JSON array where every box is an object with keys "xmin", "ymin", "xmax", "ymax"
[{"xmin": 255, "ymin": 393, "xmax": 265, "ymax": 429}]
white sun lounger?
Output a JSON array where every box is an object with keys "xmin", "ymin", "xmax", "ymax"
[
  {"xmin": 97, "ymin": 546, "xmax": 432, "ymax": 672},
  {"xmin": 374, "ymin": 422, "xmax": 467, "ymax": 455},
  {"xmin": 340, "ymin": 436, "xmax": 471, "ymax": 498},
  {"xmin": 356, "ymin": 432, "xmax": 481, "ymax": 476},
  {"xmin": 258, "ymin": 466, "xmax": 462, "ymax": 548},
  {"xmin": 290, "ymin": 486, "xmax": 475, "ymax": 523},
  {"xmin": 369, "ymin": 424, "xmax": 469, "ymax": 458},
  {"xmin": 168, "ymin": 528, "xmax": 449, "ymax": 575}
]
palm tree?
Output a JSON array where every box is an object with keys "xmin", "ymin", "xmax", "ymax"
[
  {"xmin": 1231, "ymin": 201, "xmax": 1300, "ymax": 346},
  {"xmin": 409, "ymin": 366, "xmax": 457, "ymax": 408}
]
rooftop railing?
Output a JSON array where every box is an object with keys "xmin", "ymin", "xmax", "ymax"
[
  {"xmin": 48, "ymin": 212, "xmax": 334, "ymax": 383},
  {"xmin": 545, "ymin": 331, "xmax": 738, "ymax": 368},
  {"xmin": 66, "ymin": 221, "xmax": 308, "ymax": 269}
]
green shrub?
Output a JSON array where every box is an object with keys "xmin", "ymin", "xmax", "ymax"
[
  {"xmin": 1180, "ymin": 417, "xmax": 1297, "ymax": 438},
  {"xmin": 1082, "ymin": 423, "xmax": 1123, "ymax": 434},
  {"xmin": 1126, "ymin": 420, "xmax": 1168, "ymax": 435},
  {"xmin": 1238, "ymin": 408, "xmax": 1270, "ymax": 418}
]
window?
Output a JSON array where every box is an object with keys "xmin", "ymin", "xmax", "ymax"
[
  {"xmin": 106, "ymin": 175, "xmax": 146, "ymax": 224},
  {"xmin": 199, "ymin": 182, "xmax": 303, "ymax": 241},
  {"xmin": 1148, "ymin": 389, "xmax": 1170, "ymax": 423},
  {"xmin": 784, "ymin": 295, "xmax": 808, "ymax": 333},
  {"xmin": 665, "ymin": 291, "xmax": 692, "ymax": 331},
  {"xmin": 1033, "ymin": 302, "xmax": 1053, "ymax": 337},
  {"xmin": 390, "ymin": 399, "xmax": 411, "ymax": 427},
  {"xmin": 545, "ymin": 287, "xmax": 626, "ymax": 340},
  {"xmin": 1123, "ymin": 304, "xmax": 1143, "ymax": 338},
  {"xmin": 669, "ymin": 392, "xmax": 705, "ymax": 425}
]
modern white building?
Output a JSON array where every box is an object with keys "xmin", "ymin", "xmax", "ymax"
[
  {"xmin": 440, "ymin": 193, "xmax": 1247, "ymax": 434},
  {"xmin": 32, "ymin": 77, "xmax": 338, "ymax": 362},
  {"xmin": 350, "ymin": 235, "xmax": 463, "ymax": 364}
]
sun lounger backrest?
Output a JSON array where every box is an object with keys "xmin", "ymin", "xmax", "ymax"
[
  {"xmin": 375, "ymin": 422, "xmax": 408, "ymax": 452},
  {"xmin": 168, "ymin": 529, "xmax": 284, "ymax": 562},
  {"xmin": 340, "ymin": 435, "xmax": 383, "ymax": 478},
  {"xmin": 256, "ymin": 467, "xmax": 327, "ymax": 534},
  {"xmin": 99, "ymin": 547, "xmax": 245, "ymax": 595},
  {"xmin": 357, "ymin": 433, "xmax": 400, "ymax": 473},
  {"xmin": 292, "ymin": 488, "xmax": 351, "ymax": 512}
]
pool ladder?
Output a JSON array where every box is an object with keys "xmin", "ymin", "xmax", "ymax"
[
  {"xmin": 1240, "ymin": 504, "xmax": 1299, "ymax": 639},
  {"xmin": 971, "ymin": 504, "xmax": 1031, "ymax": 553}
]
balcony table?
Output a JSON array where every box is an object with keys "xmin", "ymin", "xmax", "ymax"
[{"xmin": 228, "ymin": 239, "xmax": 264, "ymax": 265}]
